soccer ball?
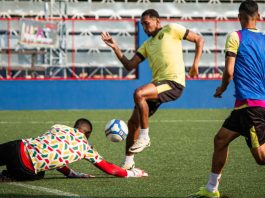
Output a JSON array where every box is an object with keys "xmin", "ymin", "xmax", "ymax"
[{"xmin": 104, "ymin": 119, "xmax": 128, "ymax": 142}]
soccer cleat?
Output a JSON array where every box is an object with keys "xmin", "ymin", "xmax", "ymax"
[
  {"xmin": 188, "ymin": 187, "xmax": 220, "ymax": 198},
  {"xmin": 129, "ymin": 138, "xmax": 151, "ymax": 154},
  {"xmin": 121, "ymin": 159, "xmax": 135, "ymax": 170}
]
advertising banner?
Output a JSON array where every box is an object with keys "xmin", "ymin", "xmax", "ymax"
[{"xmin": 20, "ymin": 19, "xmax": 58, "ymax": 48}]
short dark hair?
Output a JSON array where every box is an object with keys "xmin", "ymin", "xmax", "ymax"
[
  {"xmin": 141, "ymin": 9, "xmax": 160, "ymax": 18},
  {"xmin": 74, "ymin": 118, "xmax": 93, "ymax": 132},
  {"xmin": 239, "ymin": 0, "xmax": 258, "ymax": 17}
]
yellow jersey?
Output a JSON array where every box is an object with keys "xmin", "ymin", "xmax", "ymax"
[{"xmin": 137, "ymin": 23, "xmax": 187, "ymax": 86}]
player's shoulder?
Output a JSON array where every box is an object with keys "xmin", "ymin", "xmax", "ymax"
[
  {"xmin": 165, "ymin": 23, "xmax": 185, "ymax": 30},
  {"xmin": 227, "ymin": 31, "xmax": 239, "ymax": 40},
  {"xmin": 228, "ymin": 31, "xmax": 238, "ymax": 36}
]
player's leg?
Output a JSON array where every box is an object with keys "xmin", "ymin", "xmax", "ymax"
[
  {"xmin": 0, "ymin": 141, "xmax": 10, "ymax": 166},
  {"xmin": 250, "ymin": 144, "xmax": 265, "ymax": 165},
  {"xmin": 206, "ymin": 128, "xmax": 239, "ymax": 195},
  {"xmin": 133, "ymin": 83, "xmax": 158, "ymax": 129},
  {"xmin": 121, "ymin": 108, "xmax": 140, "ymax": 169},
  {"xmin": 205, "ymin": 108, "xmax": 246, "ymax": 196},
  {"xmin": 190, "ymin": 127, "xmax": 239, "ymax": 198},
  {"xmin": 191, "ymin": 108, "xmax": 243, "ymax": 197},
  {"xmin": 128, "ymin": 83, "xmax": 158, "ymax": 153},
  {"xmin": 0, "ymin": 140, "xmax": 22, "ymax": 181},
  {"xmin": 133, "ymin": 80, "xmax": 183, "ymax": 129},
  {"xmin": 126, "ymin": 108, "xmax": 141, "ymax": 154},
  {"xmin": 122, "ymin": 100, "xmax": 162, "ymax": 169},
  {"xmin": 3, "ymin": 140, "xmax": 45, "ymax": 181},
  {"xmin": 130, "ymin": 80, "xmax": 183, "ymax": 154},
  {"xmin": 248, "ymin": 107, "xmax": 265, "ymax": 165},
  {"xmin": 122, "ymin": 83, "xmax": 158, "ymax": 167},
  {"xmin": 0, "ymin": 140, "xmax": 25, "ymax": 180},
  {"xmin": 211, "ymin": 127, "xmax": 240, "ymax": 174},
  {"xmin": 191, "ymin": 107, "xmax": 265, "ymax": 197}
]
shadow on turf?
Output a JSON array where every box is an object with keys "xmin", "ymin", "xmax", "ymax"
[
  {"xmin": 44, "ymin": 176, "xmax": 119, "ymax": 180},
  {"xmin": 0, "ymin": 195, "xmax": 72, "ymax": 198}
]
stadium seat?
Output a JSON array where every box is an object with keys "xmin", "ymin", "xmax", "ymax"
[{"xmin": 1, "ymin": 0, "xmax": 265, "ymax": 79}]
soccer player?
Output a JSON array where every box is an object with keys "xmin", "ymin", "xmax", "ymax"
[
  {"xmin": 190, "ymin": 1, "xmax": 265, "ymax": 197},
  {"xmin": 0, "ymin": 118, "xmax": 147, "ymax": 181},
  {"xmin": 101, "ymin": 9, "xmax": 204, "ymax": 169}
]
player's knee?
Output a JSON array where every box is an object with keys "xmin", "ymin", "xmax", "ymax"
[
  {"xmin": 214, "ymin": 134, "xmax": 222, "ymax": 145},
  {"xmin": 133, "ymin": 89, "xmax": 144, "ymax": 102},
  {"xmin": 214, "ymin": 134, "xmax": 227, "ymax": 149}
]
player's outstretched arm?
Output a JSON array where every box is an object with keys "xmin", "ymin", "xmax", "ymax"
[
  {"xmin": 57, "ymin": 166, "xmax": 95, "ymax": 178},
  {"xmin": 94, "ymin": 159, "xmax": 148, "ymax": 178},
  {"xmin": 101, "ymin": 32, "xmax": 142, "ymax": 71},
  {"xmin": 185, "ymin": 30, "xmax": 204, "ymax": 77}
]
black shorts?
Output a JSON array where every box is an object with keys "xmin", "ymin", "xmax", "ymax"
[
  {"xmin": 147, "ymin": 80, "xmax": 184, "ymax": 116},
  {"xmin": 222, "ymin": 107, "xmax": 265, "ymax": 148},
  {"xmin": 0, "ymin": 140, "xmax": 45, "ymax": 181}
]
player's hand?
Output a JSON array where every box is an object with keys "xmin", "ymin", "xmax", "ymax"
[
  {"xmin": 127, "ymin": 168, "xmax": 148, "ymax": 178},
  {"xmin": 101, "ymin": 32, "xmax": 117, "ymax": 49},
  {"xmin": 188, "ymin": 66, "xmax": 199, "ymax": 78},
  {"xmin": 67, "ymin": 169, "xmax": 95, "ymax": 178},
  {"xmin": 214, "ymin": 86, "xmax": 224, "ymax": 98}
]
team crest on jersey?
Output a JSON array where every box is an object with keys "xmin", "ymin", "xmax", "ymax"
[{"xmin": 158, "ymin": 33, "xmax": 164, "ymax": 40}]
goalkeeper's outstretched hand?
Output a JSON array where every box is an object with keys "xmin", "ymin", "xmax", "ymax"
[
  {"xmin": 127, "ymin": 168, "xmax": 148, "ymax": 178},
  {"xmin": 67, "ymin": 169, "xmax": 95, "ymax": 178}
]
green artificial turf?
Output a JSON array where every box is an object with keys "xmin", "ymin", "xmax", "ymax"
[{"xmin": 0, "ymin": 109, "xmax": 263, "ymax": 197}]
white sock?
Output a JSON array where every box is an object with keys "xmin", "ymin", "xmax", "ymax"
[
  {"xmin": 206, "ymin": 172, "xmax": 221, "ymax": 193},
  {"xmin": 139, "ymin": 128, "xmax": 149, "ymax": 140},
  {"xmin": 125, "ymin": 155, "xmax": 134, "ymax": 163}
]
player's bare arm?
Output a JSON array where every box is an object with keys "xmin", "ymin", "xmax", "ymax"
[
  {"xmin": 214, "ymin": 55, "xmax": 235, "ymax": 98},
  {"xmin": 101, "ymin": 32, "xmax": 142, "ymax": 71},
  {"xmin": 185, "ymin": 30, "xmax": 204, "ymax": 77}
]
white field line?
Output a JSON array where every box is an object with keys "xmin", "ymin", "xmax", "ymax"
[
  {"xmin": 8, "ymin": 182, "xmax": 80, "ymax": 197},
  {"xmin": 0, "ymin": 119, "xmax": 223, "ymax": 124}
]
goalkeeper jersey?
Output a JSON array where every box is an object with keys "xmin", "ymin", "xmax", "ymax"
[{"xmin": 22, "ymin": 124, "xmax": 103, "ymax": 174}]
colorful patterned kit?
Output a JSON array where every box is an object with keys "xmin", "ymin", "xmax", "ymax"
[{"xmin": 22, "ymin": 124, "xmax": 102, "ymax": 173}]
